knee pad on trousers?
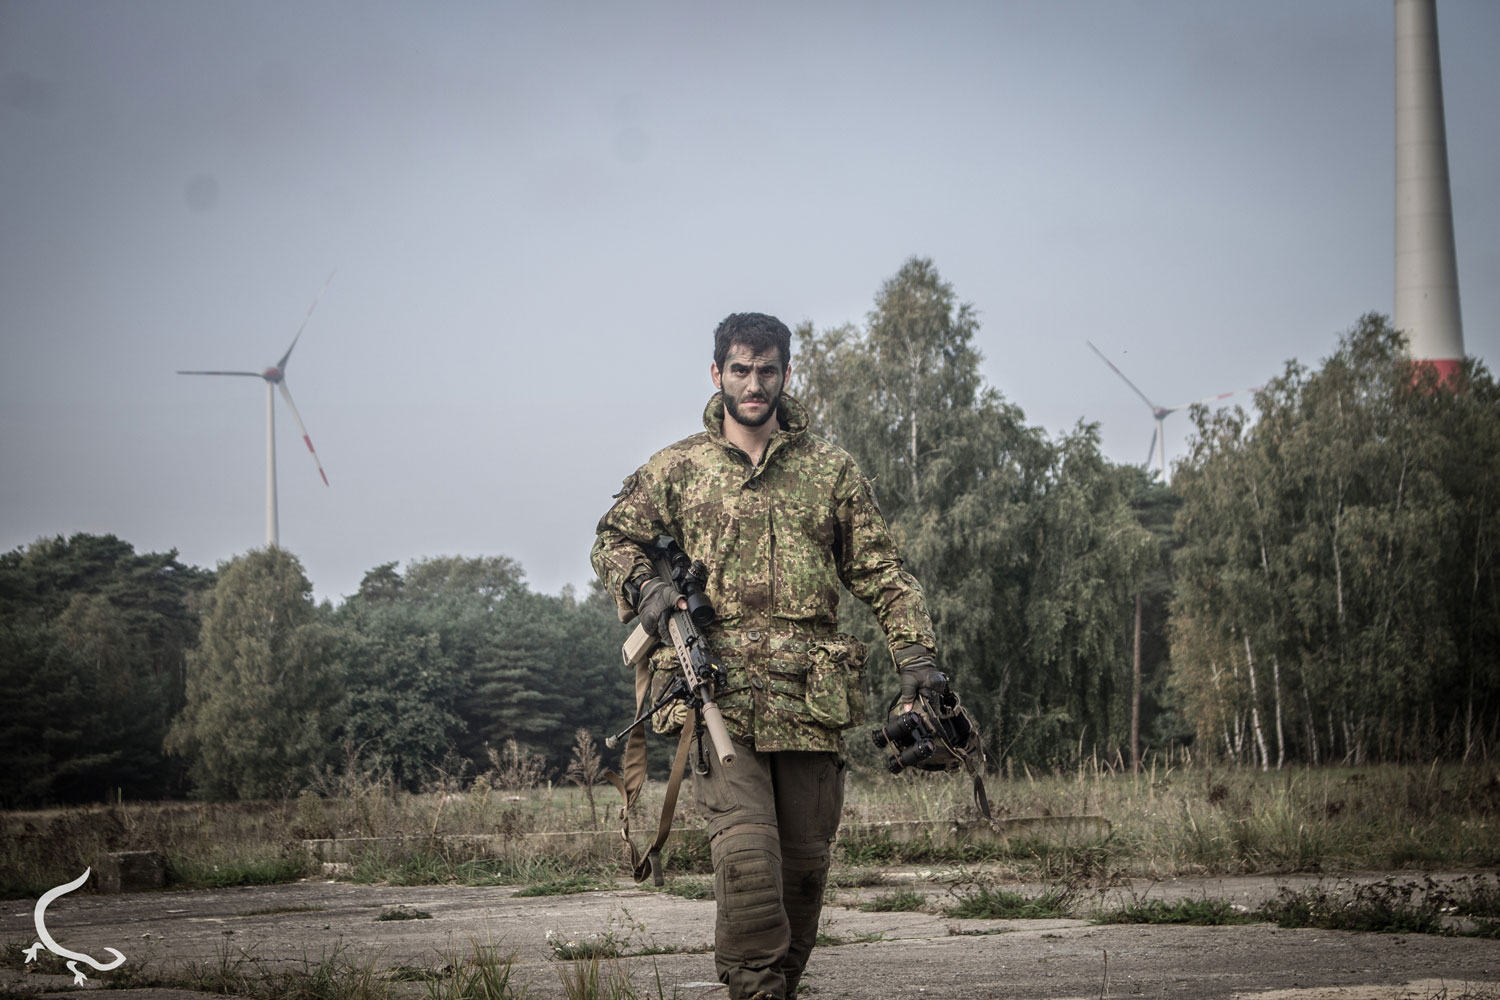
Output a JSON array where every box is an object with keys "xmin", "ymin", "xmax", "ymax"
[{"xmin": 712, "ymin": 823, "xmax": 785, "ymax": 946}]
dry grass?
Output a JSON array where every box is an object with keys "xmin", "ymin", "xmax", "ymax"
[{"xmin": 3, "ymin": 758, "xmax": 1498, "ymax": 898}]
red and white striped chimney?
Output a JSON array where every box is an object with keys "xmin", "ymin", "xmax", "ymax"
[{"xmin": 1395, "ymin": 0, "xmax": 1465, "ymax": 382}]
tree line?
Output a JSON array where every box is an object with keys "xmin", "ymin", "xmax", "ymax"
[
  {"xmin": 0, "ymin": 543, "xmax": 631, "ymax": 805},
  {"xmin": 3, "ymin": 259, "xmax": 1494, "ymax": 805}
]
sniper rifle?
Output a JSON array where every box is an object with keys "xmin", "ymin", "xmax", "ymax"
[{"xmin": 606, "ymin": 535, "xmax": 735, "ymax": 767}]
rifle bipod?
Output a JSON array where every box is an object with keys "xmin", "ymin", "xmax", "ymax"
[{"xmin": 604, "ymin": 676, "xmax": 688, "ymax": 750}]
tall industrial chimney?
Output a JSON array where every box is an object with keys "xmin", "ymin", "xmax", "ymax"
[{"xmin": 1394, "ymin": 0, "xmax": 1465, "ymax": 381}]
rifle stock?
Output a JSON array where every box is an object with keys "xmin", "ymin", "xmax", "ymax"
[{"xmin": 623, "ymin": 622, "xmax": 655, "ymax": 668}]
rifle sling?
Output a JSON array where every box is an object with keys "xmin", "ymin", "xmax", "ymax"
[
  {"xmin": 602, "ymin": 656, "xmax": 697, "ymax": 885},
  {"xmin": 602, "ymin": 656, "xmax": 653, "ymax": 873},
  {"xmin": 635, "ymin": 709, "xmax": 696, "ymax": 884},
  {"xmin": 971, "ymin": 762, "xmax": 992, "ymax": 822}
]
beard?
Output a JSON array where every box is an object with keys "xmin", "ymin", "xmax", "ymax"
[{"xmin": 723, "ymin": 387, "xmax": 781, "ymax": 428}]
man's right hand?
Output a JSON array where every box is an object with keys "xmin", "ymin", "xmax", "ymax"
[{"xmin": 636, "ymin": 577, "xmax": 679, "ymax": 642}]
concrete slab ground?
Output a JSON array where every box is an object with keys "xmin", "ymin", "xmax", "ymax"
[{"xmin": 2, "ymin": 874, "xmax": 1497, "ymax": 999}]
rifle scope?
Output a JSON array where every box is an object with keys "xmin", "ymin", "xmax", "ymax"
[{"xmin": 654, "ymin": 535, "xmax": 715, "ymax": 628}]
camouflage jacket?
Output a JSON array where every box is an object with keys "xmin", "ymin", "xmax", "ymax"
[{"xmin": 591, "ymin": 392, "xmax": 935, "ymax": 752}]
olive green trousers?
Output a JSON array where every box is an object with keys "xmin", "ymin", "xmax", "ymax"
[{"xmin": 691, "ymin": 737, "xmax": 845, "ymax": 1000}]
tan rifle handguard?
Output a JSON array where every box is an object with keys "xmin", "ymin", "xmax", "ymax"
[{"xmin": 667, "ymin": 614, "xmax": 735, "ymax": 766}]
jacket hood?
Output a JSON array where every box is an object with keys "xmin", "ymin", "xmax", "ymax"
[{"xmin": 702, "ymin": 392, "xmax": 810, "ymax": 442}]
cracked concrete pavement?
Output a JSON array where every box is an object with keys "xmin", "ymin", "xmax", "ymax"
[{"xmin": 2, "ymin": 871, "xmax": 1497, "ymax": 999}]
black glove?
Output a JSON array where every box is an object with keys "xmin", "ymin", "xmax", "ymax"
[
  {"xmin": 636, "ymin": 576, "xmax": 678, "ymax": 642},
  {"xmin": 894, "ymin": 646, "xmax": 947, "ymax": 705}
]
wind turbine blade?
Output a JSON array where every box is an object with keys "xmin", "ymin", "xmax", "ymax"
[
  {"xmin": 177, "ymin": 370, "xmax": 264, "ymax": 377},
  {"xmin": 278, "ymin": 269, "xmax": 338, "ymax": 369},
  {"xmin": 1146, "ymin": 425, "xmax": 1158, "ymax": 467},
  {"xmin": 276, "ymin": 382, "xmax": 329, "ymax": 486},
  {"xmin": 1162, "ymin": 385, "xmax": 1265, "ymax": 413},
  {"xmin": 1086, "ymin": 341, "xmax": 1158, "ymax": 411}
]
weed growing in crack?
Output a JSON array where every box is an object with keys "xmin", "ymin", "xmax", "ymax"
[
  {"xmin": 1094, "ymin": 897, "xmax": 1257, "ymax": 926},
  {"xmin": 514, "ymin": 872, "xmax": 612, "ymax": 897},
  {"xmin": 546, "ymin": 905, "xmax": 706, "ymax": 962},
  {"xmin": 944, "ymin": 883, "xmax": 1076, "ymax": 919}
]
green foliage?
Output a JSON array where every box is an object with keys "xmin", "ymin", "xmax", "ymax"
[
  {"xmin": 166, "ymin": 847, "xmax": 310, "ymax": 889},
  {"xmin": 331, "ymin": 595, "xmax": 466, "ymax": 792},
  {"xmin": 794, "ymin": 257, "xmax": 1156, "ymax": 767},
  {"xmin": 0, "ymin": 533, "xmax": 212, "ymax": 805},
  {"xmin": 131, "ymin": 545, "xmax": 623, "ymax": 803},
  {"xmin": 1250, "ymin": 875, "xmax": 1500, "ymax": 939},
  {"xmin": 1259, "ymin": 878, "xmax": 1445, "ymax": 934},
  {"xmin": 513, "ymin": 872, "xmax": 610, "ymax": 896},
  {"xmin": 943, "ymin": 884, "xmax": 1075, "ymax": 919},
  {"xmin": 1172, "ymin": 315, "xmax": 1500, "ymax": 765},
  {"xmin": 164, "ymin": 547, "xmax": 343, "ymax": 799},
  {"xmin": 335, "ymin": 558, "xmax": 631, "ymax": 788}
]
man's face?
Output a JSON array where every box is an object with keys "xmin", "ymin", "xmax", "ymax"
[{"xmin": 711, "ymin": 344, "xmax": 788, "ymax": 429}]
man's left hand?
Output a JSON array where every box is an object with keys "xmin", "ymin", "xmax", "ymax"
[{"xmin": 895, "ymin": 646, "xmax": 947, "ymax": 711}]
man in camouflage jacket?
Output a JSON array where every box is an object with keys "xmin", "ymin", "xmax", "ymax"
[{"xmin": 591, "ymin": 312, "xmax": 945, "ymax": 1000}]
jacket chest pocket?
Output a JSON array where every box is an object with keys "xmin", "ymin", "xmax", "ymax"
[{"xmin": 770, "ymin": 500, "xmax": 839, "ymax": 622}]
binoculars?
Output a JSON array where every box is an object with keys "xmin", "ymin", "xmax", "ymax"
[{"xmin": 871, "ymin": 710, "xmax": 937, "ymax": 774}]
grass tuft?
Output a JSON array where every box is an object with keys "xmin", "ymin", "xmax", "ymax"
[
  {"xmin": 166, "ymin": 847, "xmax": 310, "ymax": 889},
  {"xmin": 944, "ymin": 884, "xmax": 1075, "ymax": 920},
  {"xmin": 1094, "ymin": 897, "xmax": 1256, "ymax": 925},
  {"xmin": 1260, "ymin": 878, "xmax": 1446, "ymax": 935},
  {"xmin": 514, "ymin": 872, "xmax": 611, "ymax": 897},
  {"xmin": 423, "ymin": 943, "xmax": 524, "ymax": 1000}
]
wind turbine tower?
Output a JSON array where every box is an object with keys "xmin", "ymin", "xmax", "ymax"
[
  {"xmin": 1395, "ymin": 0, "xmax": 1465, "ymax": 380},
  {"xmin": 1087, "ymin": 341, "xmax": 1258, "ymax": 484},
  {"xmin": 178, "ymin": 277, "xmax": 332, "ymax": 548}
]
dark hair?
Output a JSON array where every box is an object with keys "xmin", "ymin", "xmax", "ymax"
[{"xmin": 713, "ymin": 313, "xmax": 792, "ymax": 372}]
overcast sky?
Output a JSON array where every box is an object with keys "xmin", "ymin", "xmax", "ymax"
[{"xmin": 3, "ymin": 1, "xmax": 1496, "ymax": 604}]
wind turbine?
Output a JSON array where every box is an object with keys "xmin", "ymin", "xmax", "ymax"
[
  {"xmin": 1086, "ymin": 340, "xmax": 1258, "ymax": 483},
  {"xmin": 178, "ymin": 275, "xmax": 333, "ymax": 547}
]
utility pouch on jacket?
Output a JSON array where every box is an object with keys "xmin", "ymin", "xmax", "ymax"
[
  {"xmin": 805, "ymin": 634, "xmax": 868, "ymax": 729},
  {"xmin": 646, "ymin": 646, "xmax": 690, "ymax": 735}
]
